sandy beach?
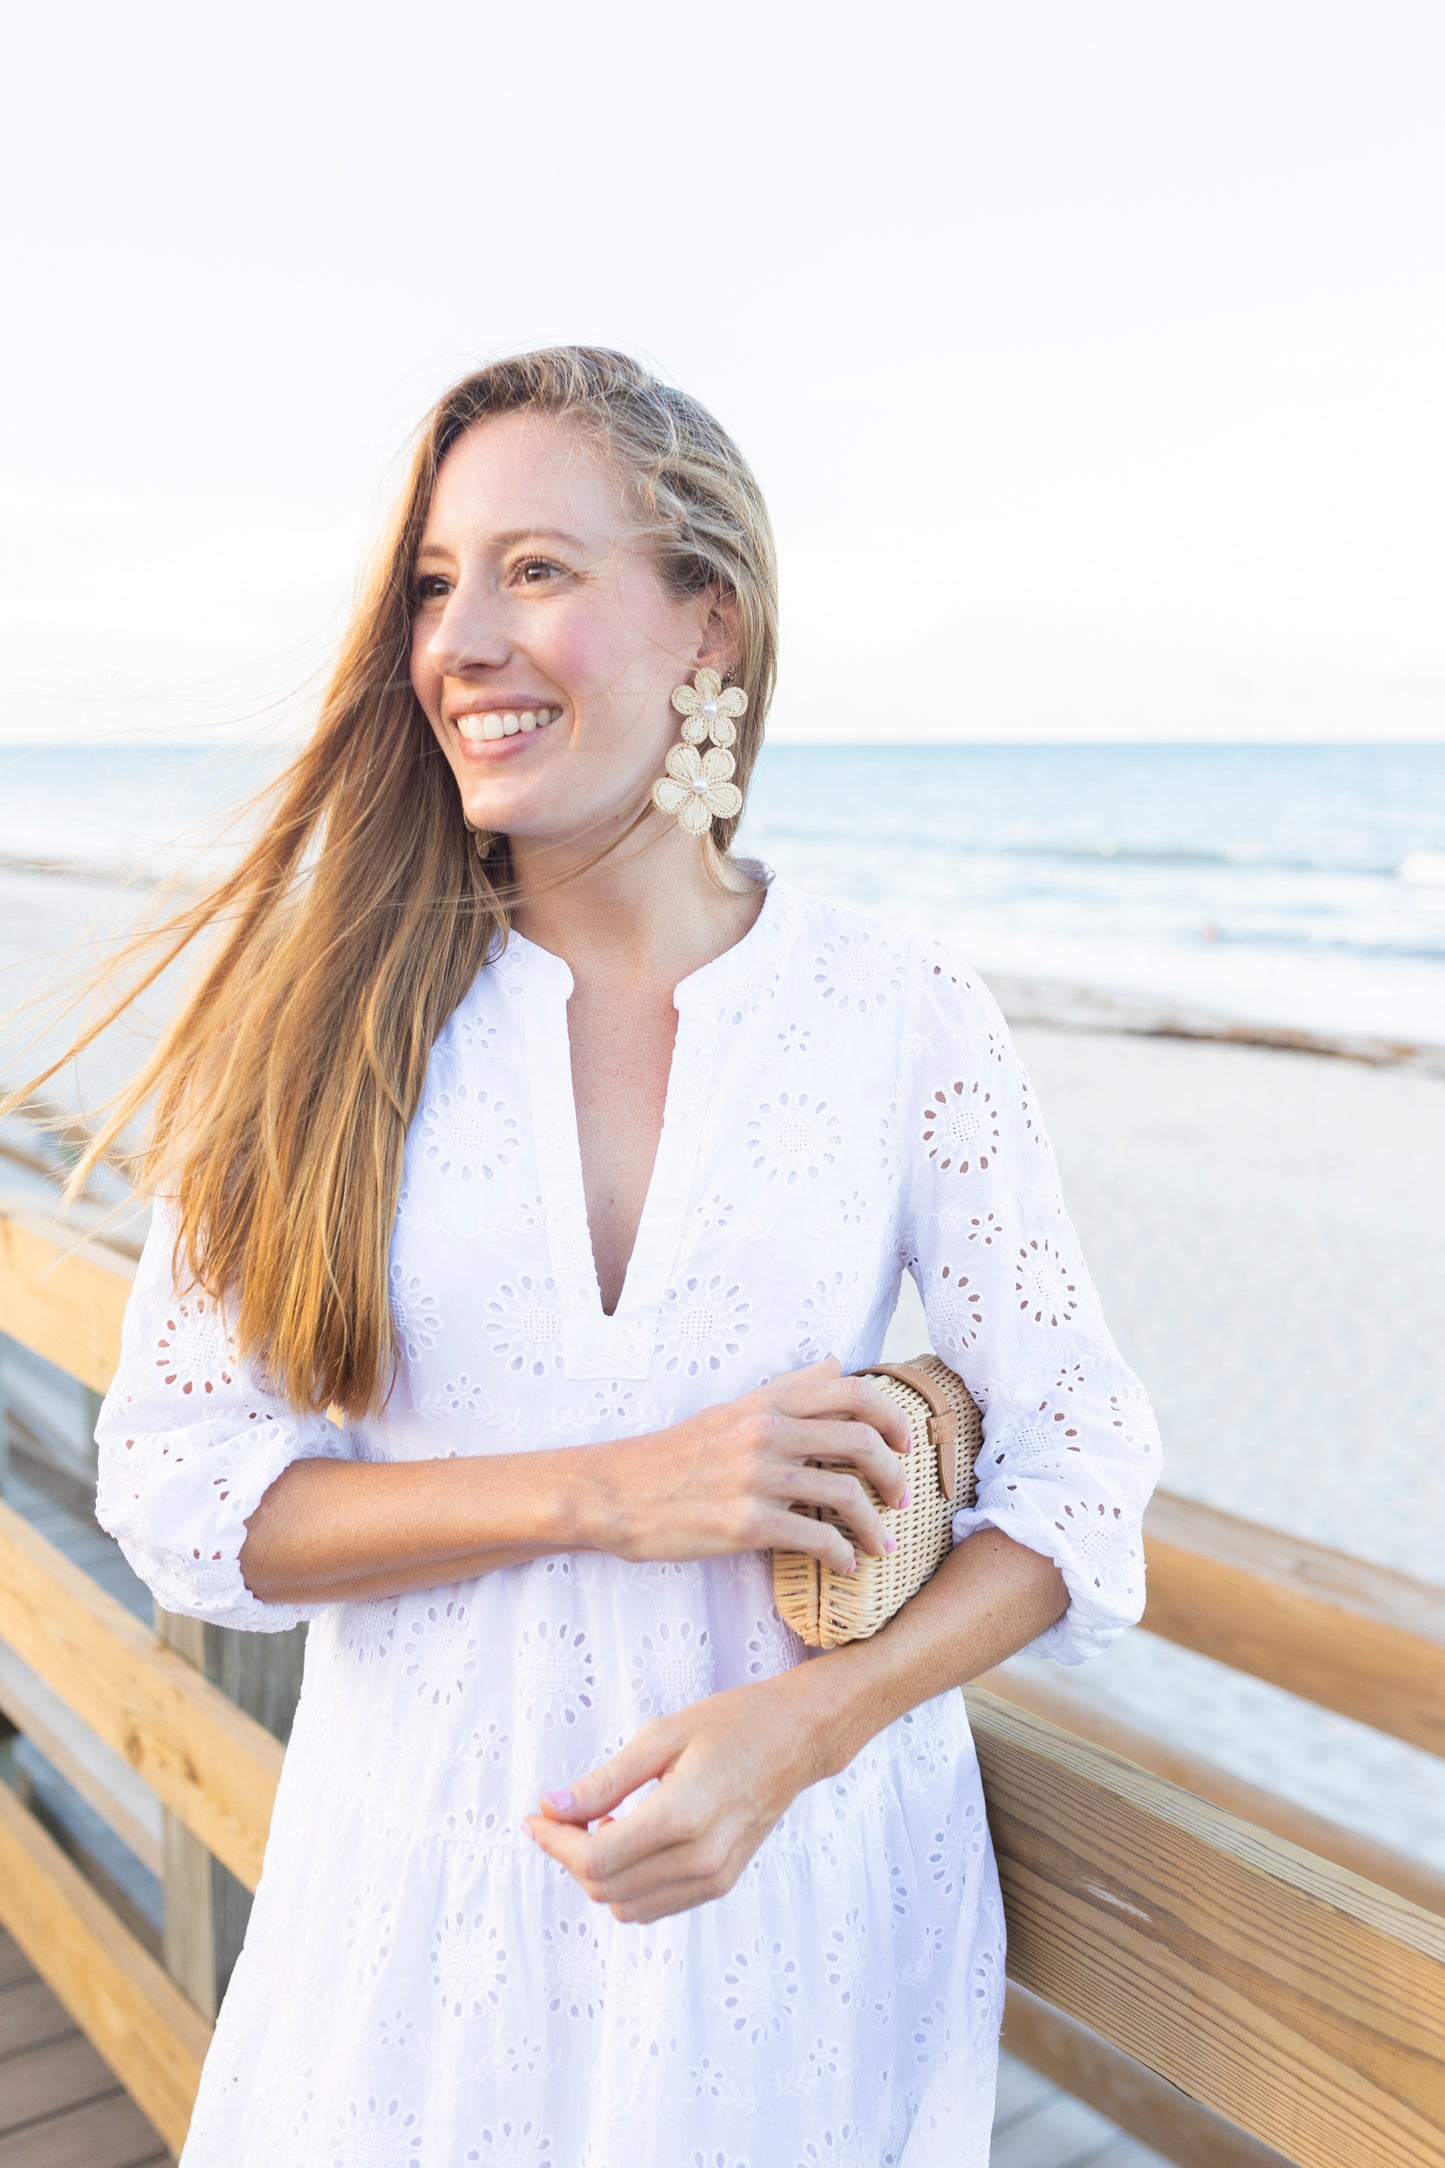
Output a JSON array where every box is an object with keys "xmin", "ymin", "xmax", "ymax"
[{"xmin": 887, "ymin": 1010, "xmax": 1445, "ymax": 1869}]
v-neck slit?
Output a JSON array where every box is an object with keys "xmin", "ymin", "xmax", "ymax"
[{"xmin": 514, "ymin": 877, "xmax": 779, "ymax": 1382}]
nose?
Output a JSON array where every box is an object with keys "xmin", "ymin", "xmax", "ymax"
[{"xmin": 423, "ymin": 572, "xmax": 512, "ymax": 680}]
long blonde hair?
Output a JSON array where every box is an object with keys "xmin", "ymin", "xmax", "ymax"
[{"xmin": 9, "ymin": 347, "xmax": 779, "ymax": 1416}]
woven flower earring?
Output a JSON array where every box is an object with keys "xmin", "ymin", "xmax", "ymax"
[{"xmin": 651, "ymin": 667, "xmax": 747, "ymax": 835}]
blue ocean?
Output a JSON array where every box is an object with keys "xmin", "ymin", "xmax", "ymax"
[{"xmin": 2, "ymin": 739, "xmax": 1442, "ymax": 1049}]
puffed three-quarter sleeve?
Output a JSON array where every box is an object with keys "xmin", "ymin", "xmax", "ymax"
[
  {"xmin": 94, "ymin": 1198, "xmax": 362, "ymax": 1632},
  {"xmin": 898, "ymin": 936, "xmax": 1163, "ymax": 1664}
]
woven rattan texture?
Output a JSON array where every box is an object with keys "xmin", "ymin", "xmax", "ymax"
[{"xmin": 772, "ymin": 1354, "xmax": 983, "ymax": 1648}]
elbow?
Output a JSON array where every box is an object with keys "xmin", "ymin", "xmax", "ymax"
[
  {"xmin": 100, "ymin": 1503, "xmax": 319, "ymax": 1635},
  {"xmin": 94, "ymin": 1424, "xmax": 333, "ymax": 1634}
]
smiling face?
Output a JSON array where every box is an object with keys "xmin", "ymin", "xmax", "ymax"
[{"xmin": 409, "ymin": 409, "xmax": 732, "ymax": 856}]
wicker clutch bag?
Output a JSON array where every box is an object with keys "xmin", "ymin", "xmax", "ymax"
[{"xmin": 771, "ymin": 1354, "xmax": 983, "ymax": 1649}]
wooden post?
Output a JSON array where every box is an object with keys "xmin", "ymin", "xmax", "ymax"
[{"xmin": 155, "ymin": 1610, "xmax": 305, "ymax": 2021}]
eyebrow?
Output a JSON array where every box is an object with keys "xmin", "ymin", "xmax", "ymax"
[{"xmin": 414, "ymin": 526, "xmax": 591, "ymax": 564}]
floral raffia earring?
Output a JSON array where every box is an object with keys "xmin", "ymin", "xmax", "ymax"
[{"xmin": 651, "ymin": 667, "xmax": 747, "ymax": 835}]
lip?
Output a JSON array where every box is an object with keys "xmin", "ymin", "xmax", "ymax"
[{"xmin": 455, "ymin": 728, "xmax": 544, "ymax": 762}]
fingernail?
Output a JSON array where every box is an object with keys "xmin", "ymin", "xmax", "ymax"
[
  {"xmin": 898, "ymin": 1488, "xmax": 911, "ymax": 1511},
  {"xmin": 542, "ymin": 1788, "xmax": 574, "ymax": 1811},
  {"xmin": 884, "ymin": 1534, "xmax": 897, "ymax": 1553},
  {"xmin": 846, "ymin": 1556, "xmax": 858, "ymax": 1574}
]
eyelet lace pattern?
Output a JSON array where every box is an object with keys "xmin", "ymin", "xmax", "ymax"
[{"xmin": 94, "ymin": 875, "xmax": 1161, "ymax": 2163}]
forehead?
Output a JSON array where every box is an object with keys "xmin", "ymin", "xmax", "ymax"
[{"xmin": 422, "ymin": 409, "xmax": 630, "ymax": 546}]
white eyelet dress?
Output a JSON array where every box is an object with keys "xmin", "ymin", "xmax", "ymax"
[{"xmin": 95, "ymin": 872, "xmax": 1163, "ymax": 2168}]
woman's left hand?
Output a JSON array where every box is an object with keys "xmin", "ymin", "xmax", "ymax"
[{"xmin": 521, "ymin": 1675, "xmax": 816, "ymax": 1925}]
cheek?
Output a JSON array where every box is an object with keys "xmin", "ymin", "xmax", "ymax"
[{"xmin": 539, "ymin": 610, "xmax": 626, "ymax": 699}]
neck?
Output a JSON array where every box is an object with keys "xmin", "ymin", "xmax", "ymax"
[{"xmin": 506, "ymin": 823, "xmax": 766, "ymax": 986}]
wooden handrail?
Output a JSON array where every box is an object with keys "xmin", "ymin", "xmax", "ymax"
[
  {"xmin": 0, "ymin": 1203, "xmax": 134, "ymax": 1393},
  {"xmin": 1140, "ymin": 1491, "xmax": 1445, "ymax": 1758},
  {"xmin": 965, "ymin": 1688, "xmax": 1445, "ymax": 2166},
  {"xmin": 1001, "ymin": 1983, "xmax": 1295, "ymax": 2168},
  {"xmin": 0, "ymin": 1500, "xmax": 279, "ymax": 1890},
  {"xmin": 978, "ymin": 1661, "xmax": 1445, "ymax": 1917}
]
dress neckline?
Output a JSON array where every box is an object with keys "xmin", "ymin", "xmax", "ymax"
[{"xmin": 501, "ymin": 863, "xmax": 784, "ymax": 1009}]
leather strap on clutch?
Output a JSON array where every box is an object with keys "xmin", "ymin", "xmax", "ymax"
[{"xmin": 855, "ymin": 1359, "xmax": 961, "ymax": 1501}]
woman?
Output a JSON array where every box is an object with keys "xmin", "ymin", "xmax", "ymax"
[{"xmin": 84, "ymin": 347, "xmax": 1161, "ymax": 2164}]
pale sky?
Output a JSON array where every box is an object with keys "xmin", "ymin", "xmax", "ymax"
[{"xmin": 1, "ymin": 1, "xmax": 1441, "ymax": 745}]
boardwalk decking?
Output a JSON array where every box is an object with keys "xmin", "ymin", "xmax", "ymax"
[{"xmin": 0, "ymin": 1928, "xmax": 171, "ymax": 2166}]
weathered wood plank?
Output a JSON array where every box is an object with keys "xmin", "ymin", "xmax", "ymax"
[
  {"xmin": 964, "ymin": 1687, "xmax": 1445, "ymax": 2168},
  {"xmin": 0, "ymin": 1210, "xmax": 133, "ymax": 1396},
  {"xmin": 0, "ymin": 1930, "xmax": 33, "ymax": 1987},
  {"xmin": 0, "ymin": 1975, "xmax": 80, "ymax": 2058},
  {"xmin": 979, "ymin": 1661, "xmax": 1445, "ymax": 1916},
  {"xmin": 0, "ymin": 2030, "xmax": 120, "ymax": 2132},
  {"xmin": 1143, "ymin": 1491, "xmax": 1445, "ymax": 1757},
  {"xmin": 1001, "ymin": 1983, "xmax": 1293, "ymax": 2168},
  {"xmin": 155, "ymin": 1606, "xmax": 301, "ymax": 2024},
  {"xmin": 0, "ymin": 1500, "xmax": 280, "ymax": 1891},
  {"xmin": 0, "ymin": 1785, "xmax": 207, "ymax": 2154},
  {"xmin": 1, "ymin": 2090, "xmax": 172, "ymax": 2168}
]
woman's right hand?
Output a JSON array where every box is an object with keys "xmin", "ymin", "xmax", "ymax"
[{"xmin": 589, "ymin": 1357, "xmax": 915, "ymax": 1574}]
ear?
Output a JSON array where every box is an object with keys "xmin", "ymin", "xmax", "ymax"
[{"xmin": 694, "ymin": 585, "xmax": 741, "ymax": 676}]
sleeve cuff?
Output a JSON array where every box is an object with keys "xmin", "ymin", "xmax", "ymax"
[
  {"xmin": 95, "ymin": 1416, "xmax": 350, "ymax": 1634},
  {"xmin": 950, "ymin": 1498, "xmax": 1146, "ymax": 1666}
]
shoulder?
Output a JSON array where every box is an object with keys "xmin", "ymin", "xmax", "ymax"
[
  {"xmin": 764, "ymin": 885, "xmax": 910, "ymax": 1030},
  {"xmin": 774, "ymin": 880, "xmax": 995, "ymax": 1020}
]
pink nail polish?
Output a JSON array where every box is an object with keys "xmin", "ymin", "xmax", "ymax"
[
  {"xmin": 884, "ymin": 1534, "xmax": 897, "ymax": 1553},
  {"xmin": 898, "ymin": 1488, "xmax": 911, "ymax": 1512},
  {"xmin": 542, "ymin": 1787, "xmax": 574, "ymax": 1811}
]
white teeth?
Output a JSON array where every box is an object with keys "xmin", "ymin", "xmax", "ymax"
[{"xmin": 455, "ymin": 704, "xmax": 559, "ymax": 740}]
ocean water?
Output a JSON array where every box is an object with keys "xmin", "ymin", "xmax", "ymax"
[{"xmin": 2, "ymin": 739, "xmax": 1442, "ymax": 1047}]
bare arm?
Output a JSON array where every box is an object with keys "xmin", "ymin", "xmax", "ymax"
[
  {"xmin": 776, "ymin": 1525, "xmax": 1069, "ymax": 1785},
  {"xmin": 237, "ymin": 1447, "xmax": 600, "ymax": 1606},
  {"xmin": 238, "ymin": 1358, "xmax": 913, "ymax": 1607}
]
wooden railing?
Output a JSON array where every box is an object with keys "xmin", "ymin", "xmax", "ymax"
[{"xmin": 0, "ymin": 1204, "xmax": 1442, "ymax": 2166}]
